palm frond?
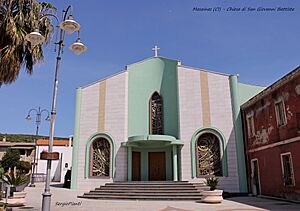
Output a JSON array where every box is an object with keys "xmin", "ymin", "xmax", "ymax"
[
  {"xmin": 0, "ymin": 0, "xmax": 56, "ymax": 84},
  {"xmin": 2, "ymin": 173, "xmax": 29, "ymax": 187}
]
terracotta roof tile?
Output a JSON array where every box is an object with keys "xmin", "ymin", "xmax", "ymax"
[{"xmin": 36, "ymin": 139, "xmax": 71, "ymax": 146}]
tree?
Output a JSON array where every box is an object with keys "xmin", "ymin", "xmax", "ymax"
[
  {"xmin": 0, "ymin": 163, "xmax": 4, "ymax": 178},
  {"xmin": 0, "ymin": 0, "xmax": 56, "ymax": 85},
  {"xmin": 18, "ymin": 160, "xmax": 32, "ymax": 173},
  {"xmin": 1, "ymin": 149, "xmax": 21, "ymax": 171}
]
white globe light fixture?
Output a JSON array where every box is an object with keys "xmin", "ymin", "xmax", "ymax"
[
  {"xmin": 25, "ymin": 29, "xmax": 45, "ymax": 46},
  {"xmin": 59, "ymin": 15, "xmax": 80, "ymax": 34},
  {"xmin": 69, "ymin": 38, "xmax": 87, "ymax": 55}
]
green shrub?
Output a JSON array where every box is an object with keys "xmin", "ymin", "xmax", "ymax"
[
  {"xmin": 205, "ymin": 177, "xmax": 219, "ymax": 191},
  {"xmin": 2, "ymin": 173, "xmax": 29, "ymax": 187},
  {"xmin": 1, "ymin": 149, "xmax": 20, "ymax": 171}
]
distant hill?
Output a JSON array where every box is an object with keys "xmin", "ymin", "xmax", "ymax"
[{"xmin": 0, "ymin": 134, "xmax": 69, "ymax": 143}]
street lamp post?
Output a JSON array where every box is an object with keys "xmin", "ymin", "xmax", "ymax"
[
  {"xmin": 26, "ymin": 107, "xmax": 50, "ymax": 187},
  {"xmin": 25, "ymin": 5, "xmax": 87, "ymax": 211}
]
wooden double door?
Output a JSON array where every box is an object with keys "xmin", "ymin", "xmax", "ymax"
[
  {"xmin": 132, "ymin": 152, "xmax": 141, "ymax": 181},
  {"xmin": 149, "ymin": 152, "xmax": 166, "ymax": 181},
  {"xmin": 132, "ymin": 151, "xmax": 166, "ymax": 181}
]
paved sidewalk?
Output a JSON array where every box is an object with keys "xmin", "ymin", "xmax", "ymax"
[{"xmin": 9, "ymin": 183, "xmax": 300, "ymax": 211}]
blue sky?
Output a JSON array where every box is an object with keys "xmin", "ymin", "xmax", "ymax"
[{"xmin": 0, "ymin": 0, "xmax": 299, "ymax": 137}]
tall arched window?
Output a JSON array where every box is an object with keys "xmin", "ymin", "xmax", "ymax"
[
  {"xmin": 150, "ymin": 92, "xmax": 163, "ymax": 134},
  {"xmin": 90, "ymin": 138, "xmax": 111, "ymax": 177},
  {"xmin": 196, "ymin": 133, "xmax": 222, "ymax": 177}
]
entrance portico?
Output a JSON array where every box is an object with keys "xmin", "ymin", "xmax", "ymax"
[{"xmin": 122, "ymin": 135, "xmax": 183, "ymax": 181}]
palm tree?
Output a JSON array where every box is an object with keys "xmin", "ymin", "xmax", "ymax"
[
  {"xmin": 2, "ymin": 173, "xmax": 29, "ymax": 188},
  {"xmin": 0, "ymin": 0, "xmax": 56, "ymax": 85}
]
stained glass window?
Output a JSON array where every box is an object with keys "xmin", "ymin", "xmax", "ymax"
[
  {"xmin": 150, "ymin": 92, "xmax": 163, "ymax": 134},
  {"xmin": 90, "ymin": 138, "xmax": 110, "ymax": 177},
  {"xmin": 196, "ymin": 133, "xmax": 222, "ymax": 177}
]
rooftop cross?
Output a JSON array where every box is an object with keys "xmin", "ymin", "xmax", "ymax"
[{"xmin": 152, "ymin": 45, "xmax": 160, "ymax": 57}]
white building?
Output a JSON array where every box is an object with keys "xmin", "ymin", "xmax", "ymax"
[{"xmin": 36, "ymin": 137, "xmax": 72, "ymax": 183}]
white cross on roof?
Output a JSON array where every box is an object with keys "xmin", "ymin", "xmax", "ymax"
[{"xmin": 152, "ymin": 45, "xmax": 160, "ymax": 57}]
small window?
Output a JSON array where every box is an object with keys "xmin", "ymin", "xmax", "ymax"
[
  {"xmin": 275, "ymin": 100, "xmax": 287, "ymax": 127},
  {"xmin": 19, "ymin": 149, "xmax": 26, "ymax": 156},
  {"xmin": 246, "ymin": 113, "xmax": 255, "ymax": 137},
  {"xmin": 280, "ymin": 153, "xmax": 295, "ymax": 186},
  {"xmin": 296, "ymin": 113, "xmax": 300, "ymax": 131},
  {"xmin": 26, "ymin": 149, "xmax": 32, "ymax": 157}
]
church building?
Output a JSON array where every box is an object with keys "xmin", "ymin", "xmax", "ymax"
[{"xmin": 70, "ymin": 49, "xmax": 265, "ymax": 193}]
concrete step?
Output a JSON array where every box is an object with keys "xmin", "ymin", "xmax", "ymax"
[
  {"xmin": 79, "ymin": 181, "xmax": 207, "ymax": 201},
  {"xmin": 85, "ymin": 192, "xmax": 202, "ymax": 196},
  {"xmin": 107, "ymin": 181, "xmax": 190, "ymax": 185},
  {"xmin": 99, "ymin": 185, "xmax": 196, "ymax": 189},
  {"xmin": 93, "ymin": 189, "xmax": 201, "ymax": 193},
  {"xmin": 98, "ymin": 185, "xmax": 208, "ymax": 190},
  {"xmin": 105, "ymin": 183, "xmax": 193, "ymax": 187},
  {"xmin": 192, "ymin": 183, "xmax": 208, "ymax": 186},
  {"xmin": 97, "ymin": 187, "xmax": 208, "ymax": 191},
  {"xmin": 79, "ymin": 194, "xmax": 202, "ymax": 200}
]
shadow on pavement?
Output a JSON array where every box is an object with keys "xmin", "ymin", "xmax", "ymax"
[
  {"xmin": 158, "ymin": 206, "xmax": 193, "ymax": 211},
  {"xmin": 225, "ymin": 196, "xmax": 300, "ymax": 211},
  {"xmin": 50, "ymin": 183, "xmax": 65, "ymax": 188}
]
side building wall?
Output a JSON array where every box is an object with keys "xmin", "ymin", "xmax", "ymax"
[
  {"xmin": 71, "ymin": 72, "xmax": 128, "ymax": 190},
  {"xmin": 242, "ymin": 69, "xmax": 300, "ymax": 200}
]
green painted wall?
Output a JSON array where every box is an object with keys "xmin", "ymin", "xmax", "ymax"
[
  {"xmin": 140, "ymin": 150, "xmax": 147, "ymax": 180},
  {"xmin": 238, "ymin": 83, "xmax": 265, "ymax": 105},
  {"xmin": 229, "ymin": 77, "xmax": 266, "ymax": 192},
  {"xmin": 127, "ymin": 57, "xmax": 179, "ymax": 138},
  {"xmin": 71, "ymin": 88, "xmax": 82, "ymax": 190}
]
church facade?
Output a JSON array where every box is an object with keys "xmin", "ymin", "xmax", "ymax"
[{"xmin": 70, "ymin": 55, "xmax": 264, "ymax": 193}]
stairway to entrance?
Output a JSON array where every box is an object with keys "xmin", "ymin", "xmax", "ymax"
[{"xmin": 79, "ymin": 181, "xmax": 210, "ymax": 200}]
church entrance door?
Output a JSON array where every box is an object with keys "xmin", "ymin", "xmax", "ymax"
[
  {"xmin": 148, "ymin": 152, "xmax": 166, "ymax": 181},
  {"xmin": 132, "ymin": 151, "xmax": 141, "ymax": 181}
]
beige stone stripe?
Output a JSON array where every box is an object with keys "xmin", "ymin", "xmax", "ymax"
[
  {"xmin": 98, "ymin": 80, "xmax": 106, "ymax": 132},
  {"xmin": 200, "ymin": 71, "xmax": 211, "ymax": 127}
]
